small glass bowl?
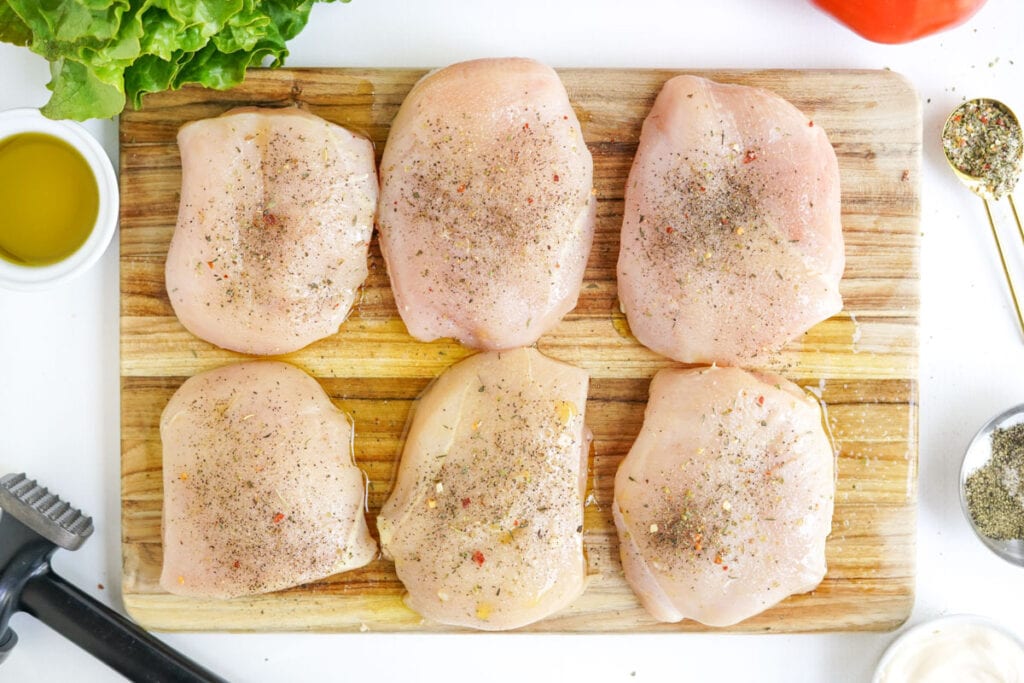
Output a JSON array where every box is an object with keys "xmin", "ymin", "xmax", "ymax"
[
  {"xmin": 0, "ymin": 108, "xmax": 118, "ymax": 291},
  {"xmin": 959, "ymin": 403, "xmax": 1024, "ymax": 567}
]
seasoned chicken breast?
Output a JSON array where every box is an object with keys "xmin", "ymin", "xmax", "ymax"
[
  {"xmin": 159, "ymin": 361, "xmax": 377, "ymax": 599},
  {"xmin": 613, "ymin": 366, "xmax": 834, "ymax": 626},
  {"xmin": 378, "ymin": 58, "xmax": 595, "ymax": 350},
  {"xmin": 377, "ymin": 348, "xmax": 591, "ymax": 630},
  {"xmin": 166, "ymin": 107, "xmax": 378, "ymax": 355},
  {"xmin": 617, "ymin": 75, "xmax": 844, "ymax": 365}
]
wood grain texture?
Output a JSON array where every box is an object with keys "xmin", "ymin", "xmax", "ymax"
[{"xmin": 120, "ymin": 68, "xmax": 920, "ymax": 633}]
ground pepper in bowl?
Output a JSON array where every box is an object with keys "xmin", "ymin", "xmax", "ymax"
[{"xmin": 965, "ymin": 423, "xmax": 1024, "ymax": 539}]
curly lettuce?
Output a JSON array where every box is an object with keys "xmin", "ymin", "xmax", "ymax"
[{"xmin": 0, "ymin": 0, "xmax": 343, "ymax": 120}]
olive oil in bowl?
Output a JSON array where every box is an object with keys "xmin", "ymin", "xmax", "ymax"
[
  {"xmin": 0, "ymin": 108, "xmax": 118, "ymax": 291},
  {"xmin": 0, "ymin": 132, "xmax": 100, "ymax": 266}
]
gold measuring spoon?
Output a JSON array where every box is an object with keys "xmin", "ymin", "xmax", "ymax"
[{"xmin": 943, "ymin": 98, "xmax": 1024, "ymax": 335}]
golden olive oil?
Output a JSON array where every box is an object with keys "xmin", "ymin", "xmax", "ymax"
[{"xmin": 0, "ymin": 132, "xmax": 99, "ymax": 266}]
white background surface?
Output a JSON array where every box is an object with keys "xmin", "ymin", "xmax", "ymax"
[{"xmin": 2, "ymin": 1, "xmax": 1024, "ymax": 681}]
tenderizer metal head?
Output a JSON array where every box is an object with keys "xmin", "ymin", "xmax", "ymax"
[{"xmin": 0, "ymin": 473, "xmax": 94, "ymax": 550}]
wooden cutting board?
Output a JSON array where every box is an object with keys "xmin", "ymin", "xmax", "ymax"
[{"xmin": 120, "ymin": 68, "xmax": 920, "ymax": 633}]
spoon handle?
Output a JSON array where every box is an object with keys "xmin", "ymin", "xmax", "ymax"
[
  {"xmin": 983, "ymin": 197, "xmax": 1024, "ymax": 340},
  {"xmin": 1011, "ymin": 195, "xmax": 1023, "ymax": 245}
]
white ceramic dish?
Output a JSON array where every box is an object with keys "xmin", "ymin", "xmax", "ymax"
[
  {"xmin": 873, "ymin": 615, "xmax": 1024, "ymax": 683},
  {"xmin": 0, "ymin": 108, "xmax": 118, "ymax": 291}
]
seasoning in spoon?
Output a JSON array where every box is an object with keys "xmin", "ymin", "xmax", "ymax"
[
  {"xmin": 964, "ymin": 422, "xmax": 1024, "ymax": 540},
  {"xmin": 942, "ymin": 99, "xmax": 1023, "ymax": 200}
]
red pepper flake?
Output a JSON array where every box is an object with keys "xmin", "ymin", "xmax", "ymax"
[
  {"xmin": 562, "ymin": 115, "xmax": 568, "ymax": 120},
  {"xmin": 698, "ymin": 185, "xmax": 706, "ymax": 193},
  {"xmin": 233, "ymin": 560, "xmax": 241, "ymax": 569},
  {"xmin": 263, "ymin": 212, "xmax": 278, "ymax": 227},
  {"xmin": 665, "ymin": 226, "xmax": 674, "ymax": 234},
  {"xmin": 513, "ymin": 519, "xmax": 520, "ymax": 528},
  {"xmin": 722, "ymin": 565, "xmax": 729, "ymax": 571},
  {"xmin": 461, "ymin": 497, "xmax": 471, "ymax": 508},
  {"xmin": 720, "ymin": 217, "xmax": 729, "ymax": 225},
  {"xmin": 743, "ymin": 149, "xmax": 757, "ymax": 164},
  {"xmin": 527, "ymin": 197, "xmax": 534, "ymax": 204},
  {"xmin": 523, "ymin": 123, "xmax": 530, "ymax": 130},
  {"xmin": 553, "ymin": 173, "xmax": 560, "ymax": 182},
  {"xmin": 756, "ymin": 395, "xmax": 765, "ymax": 406},
  {"xmin": 808, "ymin": 120, "xmax": 814, "ymax": 127},
  {"xmin": 272, "ymin": 513, "xmax": 285, "ymax": 524},
  {"xmin": 206, "ymin": 261, "xmax": 215, "ymax": 269},
  {"xmin": 472, "ymin": 550, "xmax": 485, "ymax": 566},
  {"xmin": 457, "ymin": 184, "xmax": 466, "ymax": 193}
]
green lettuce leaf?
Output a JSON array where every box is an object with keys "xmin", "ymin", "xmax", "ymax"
[
  {"xmin": 41, "ymin": 57, "xmax": 126, "ymax": 120},
  {"xmin": 0, "ymin": 0, "xmax": 344, "ymax": 121},
  {"xmin": 0, "ymin": 1, "xmax": 32, "ymax": 46}
]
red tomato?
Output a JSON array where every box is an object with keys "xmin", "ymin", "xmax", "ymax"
[{"xmin": 812, "ymin": 0, "xmax": 988, "ymax": 43}]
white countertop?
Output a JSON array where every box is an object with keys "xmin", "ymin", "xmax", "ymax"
[{"xmin": 2, "ymin": 1, "xmax": 1023, "ymax": 680}]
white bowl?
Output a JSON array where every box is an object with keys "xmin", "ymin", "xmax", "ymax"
[
  {"xmin": 0, "ymin": 108, "xmax": 118, "ymax": 291},
  {"xmin": 873, "ymin": 615, "xmax": 1024, "ymax": 682}
]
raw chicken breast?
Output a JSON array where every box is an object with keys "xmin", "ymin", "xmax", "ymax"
[
  {"xmin": 613, "ymin": 366, "xmax": 834, "ymax": 626},
  {"xmin": 377, "ymin": 348, "xmax": 591, "ymax": 630},
  {"xmin": 617, "ymin": 75, "xmax": 844, "ymax": 365},
  {"xmin": 378, "ymin": 58, "xmax": 595, "ymax": 349},
  {"xmin": 166, "ymin": 107, "xmax": 378, "ymax": 355},
  {"xmin": 159, "ymin": 361, "xmax": 377, "ymax": 599}
]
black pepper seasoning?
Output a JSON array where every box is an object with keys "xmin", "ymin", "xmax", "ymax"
[{"xmin": 965, "ymin": 423, "xmax": 1024, "ymax": 540}]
